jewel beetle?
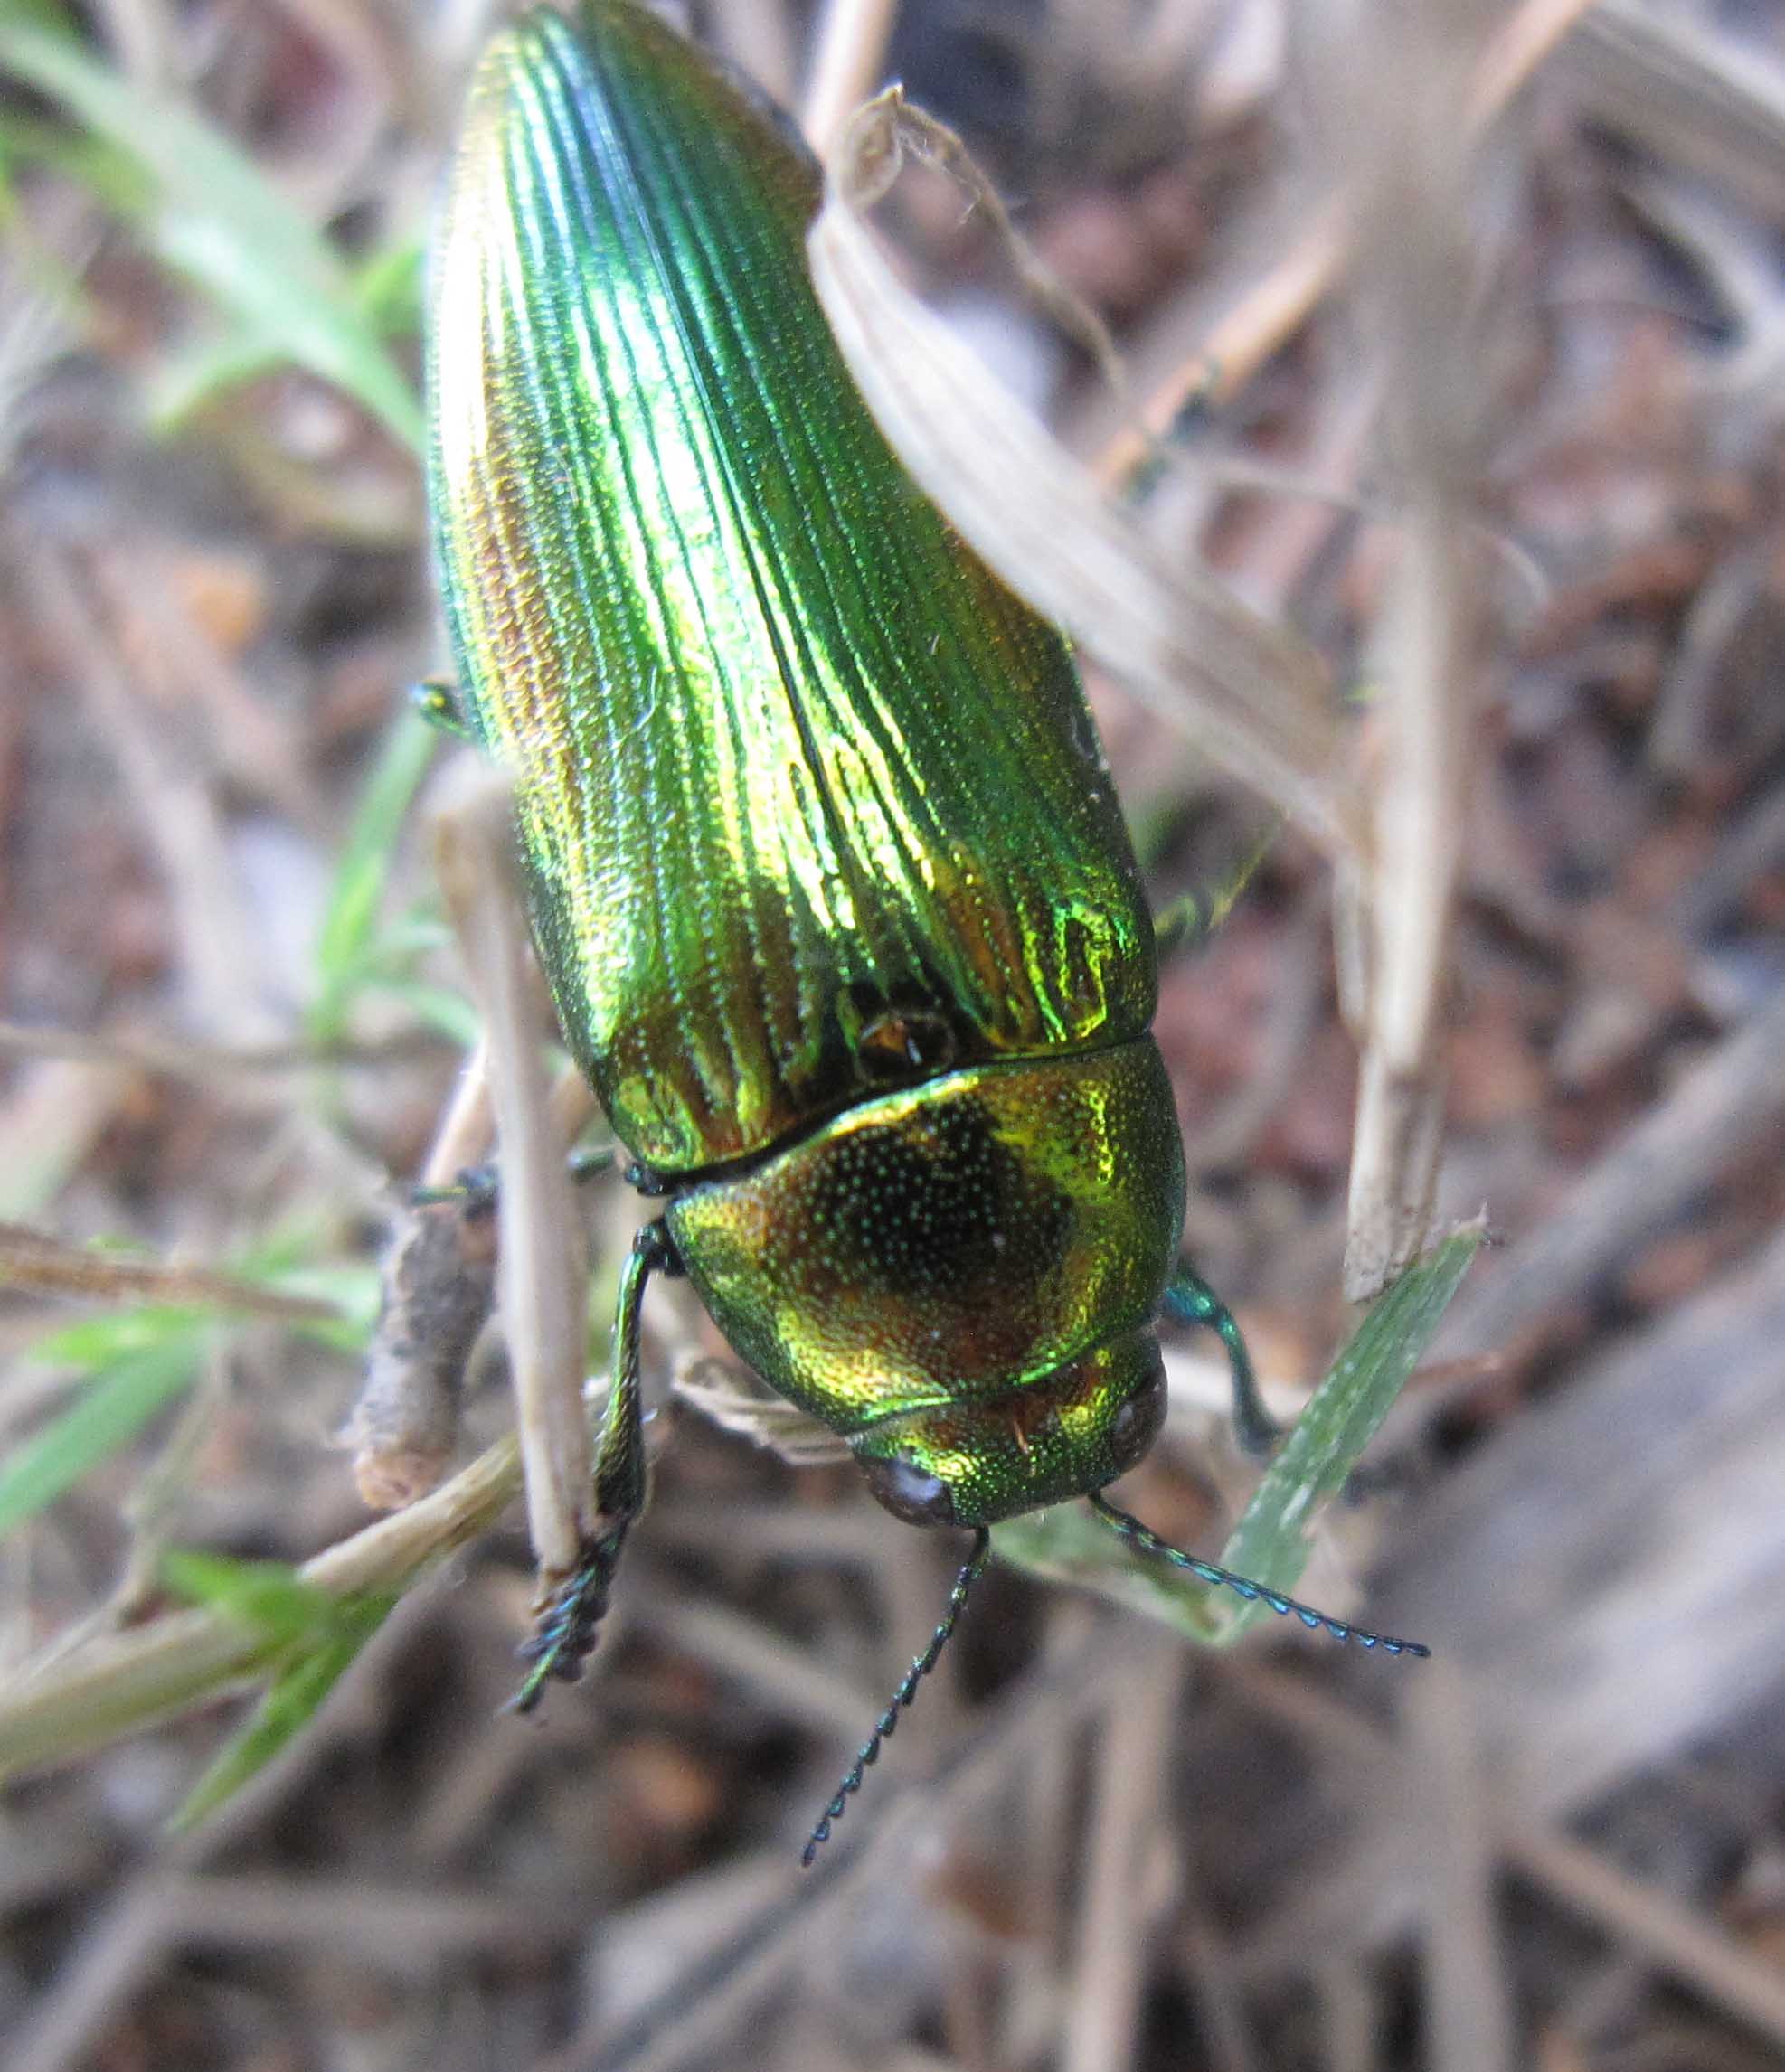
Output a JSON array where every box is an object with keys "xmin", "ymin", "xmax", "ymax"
[{"xmin": 426, "ymin": 0, "xmax": 1424, "ymax": 1860}]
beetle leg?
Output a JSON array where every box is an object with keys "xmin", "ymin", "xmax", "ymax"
[
  {"xmin": 411, "ymin": 1144, "xmax": 616, "ymax": 1210},
  {"xmin": 512, "ymin": 1218, "xmax": 675, "ymax": 1710},
  {"xmin": 1162, "ymin": 1266, "xmax": 1281, "ymax": 1458}
]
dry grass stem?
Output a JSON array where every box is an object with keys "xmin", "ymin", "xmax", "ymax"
[
  {"xmin": 431, "ymin": 768, "xmax": 592, "ymax": 1584},
  {"xmin": 670, "ymin": 1354, "xmax": 853, "ymax": 1465},
  {"xmin": 1567, "ymin": 0, "xmax": 1785, "ymax": 223},
  {"xmin": 810, "ymin": 121, "xmax": 1366, "ymax": 860},
  {"xmin": 1314, "ymin": 1962, "xmax": 1378, "ymax": 2072},
  {"xmin": 1344, "ymin": 1054, "xmax": 1450, "ymax": 1302},
  {"xmin": 1466, "ymin": 0, "xmax": 1610, "ymax": 132},
  {"xmin": 1409, "ymin": 1662, "xmax": 1516, "ymax": 2072},
  {"xmin": 1097, "ymin": 0, "xmax": 1601, "ymax": 486},
  {"xmin": 1228, "ymin": 1661, "xmax": 1785, "ymax": 2055},
  {"xmin": 0, "ymin": 1221, "xmax": 340, "ymax": 1322},
  {"xmin": 0, "ymin": 1018, "xmax": 448, "ymax": 1078},
  {"xmin": 1331, "ymin": 0, "xmax": 1497, "ymax": 1297},
  {"xmin": 1500, "ymin": 1824, "xmax": 1785, "ymax": 2052},
  {"xmin": 1429, "ymin": 982, "xmax": 1785, "ymax": 1369},
  {"xmin": 0, "ymin": 1417, "xmax": 532, "ymax": 1780},
  {"xmin": 798, "ymin": 0, "xmax": 899, "ymax": 156},
  {"xmin": 707, "ymin": 0, "xmax": 798, "ymax": 105},
  {"xmin": 836, "ymin": 89, "xmax": 1128, "ymax": 394},
  {"xmin": 1093, "ymin": 208, "xmax": 1346, "ymax": 487},
  {"xmin": 1380, "ymin": 1219, "xmax": 1785, "ymax": 1823},
  {"xmin": 1062, "ymin": 1643, "xmax": 1184, "ymax": 2072},
  {"xmin": 418, "ymin": 1036, "xmax": 495, "ymax": 1190}
]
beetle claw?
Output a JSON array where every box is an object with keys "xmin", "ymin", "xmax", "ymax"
[{"xmin": 509, "ymin": 1532, "xmax": 622, "ymax": 1711}]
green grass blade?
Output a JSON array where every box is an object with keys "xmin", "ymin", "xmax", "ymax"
[
  {"xmin": 147, "ymin": 236, "xmax": 422, "ymax": 431},
  {"xmin": 162, "ymin": 1550, "xmax": 338, "ymax": 1645},
  {"xmin": 0, "ymin": 17, "xmax": 420, "ymax": 448},
  {"xmin": 26, "ymin": 1304, "xmax": 204, "ymax": 1368},
  {"xmin": 992, "ymin": 1500, "xmax": 1228, "ymax": 1642},
  {"xmin": 1216, "ymin": 1225, "xmax": 1483, "ymax": 1626},
  {"xmin": 308, "ymin": 707, "xmax": 441, "ymax": 1041},
  {"xmin": 365, "ymin": 976, "xmax": 482, "ymax": 1049},
  {"xmin": 354, "ymin": 234, "xmax": 423, "ymax": 337},
  {"xmin": 146, "ymin": 331, "xmax": 288, "ymax": 432},
  {"xmin": 165, "ymin": 1574, "xmax": 394, "ymax": 1832},
  {"xmin": 0, "ymin": 1335, "xmax": 202, "ymax": 1537}
]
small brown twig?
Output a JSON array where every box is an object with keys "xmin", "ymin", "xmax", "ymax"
[
  {"xmin": 343, "ymin": 1041, "xmax": 497, "ymax": 1510},
  {"xmin": 0, "ymin": 1016, "xmax": 450, "ymax": 1081},
  {"xmin": 0, "ymin": 1221, "xmax": 341, "ymax": 1323}
]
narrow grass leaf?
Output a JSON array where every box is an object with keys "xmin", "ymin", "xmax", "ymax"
[
  {"xmin": 354, "ymin": 234, "xmax": 423, "ymax": 338},
  {"xmin": 162, "ymin": 1549, "xmax": 335, "ymax": 1645},
  {"xmin": 993, "ymin": 1501, "xmax": 1226, "ymax": 1642},
  {"xmin": 148, "ymin": 235, "xmax": 422, "ymax": 431},
  {"xmin": 146, "ymin": 331, "xmax": 289, "ymax": 433},
  {"xmin": 0, "ymin": 17, "xmax": 420, "ymax": 447},
  {"xmin": 168, "ymin": 1593, "xmax": 394, "ymax": 1832},
  {"xmin": 0, "ymin": 106, "xmax": 148, "ymax": 211},
  {"xmin": 26, "ymin": 1304, "xmax": 203, "ymax": 1368},
  {"xmin": 309, "ymin": 708, "xmax": 441, "ymax": 1040},
  {"xmin": 1215, "ymin": 1223, "xmax": 1485, "ymax": 1634},
  {"xmin": 257, "ymin": 1263, "xmax": 382, "ymax": 1349},
  {"xmin": 0, "ymin": 1335, "xmax": 201, "ymax": 1536}
]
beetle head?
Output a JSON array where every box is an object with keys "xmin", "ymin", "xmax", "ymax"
[{"xmin": 851, "ymin": 1328, "xmax": 1168, "ymax": 1527}]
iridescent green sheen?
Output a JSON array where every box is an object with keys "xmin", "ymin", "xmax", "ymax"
[
  {"xmin": 426, "ymin": 0, "xmax": 1190, "ymax": 1633},
  {"xmin": 429, "ymin": 0, "xmax": 1154, "ymax": 1180},
  {"xmin": 666, "ymin": 1041, "xmax": 1184, "ymax": 1524}
]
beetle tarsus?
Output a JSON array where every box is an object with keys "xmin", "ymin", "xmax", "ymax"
[
  {"xmin": 511, "ymin": 1530, "xmax": 623, "ymax": 1711},
  {"xmin": 510, "ymin": 1222, "xmax": 673, "ymax": 1716}
]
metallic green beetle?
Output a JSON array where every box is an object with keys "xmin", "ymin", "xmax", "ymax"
[{"xmin": 428, "ymin": 0, "xmax": 1421, "ymax": 1857}]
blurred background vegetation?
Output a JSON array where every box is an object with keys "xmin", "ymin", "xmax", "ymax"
[{"xmin": 3, "ymin": 0, "xmax": 1785, "ymax": 2067}]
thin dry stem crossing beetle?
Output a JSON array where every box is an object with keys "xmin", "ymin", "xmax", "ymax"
[{"xmin": 425, "ymin": 0, "xmax": 1424, "ymax": 1861}]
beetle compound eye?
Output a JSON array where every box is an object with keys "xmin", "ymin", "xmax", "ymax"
[{"xmin": 862, "ymin": 1455, "xmax": 958, "ymax": 1527}]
